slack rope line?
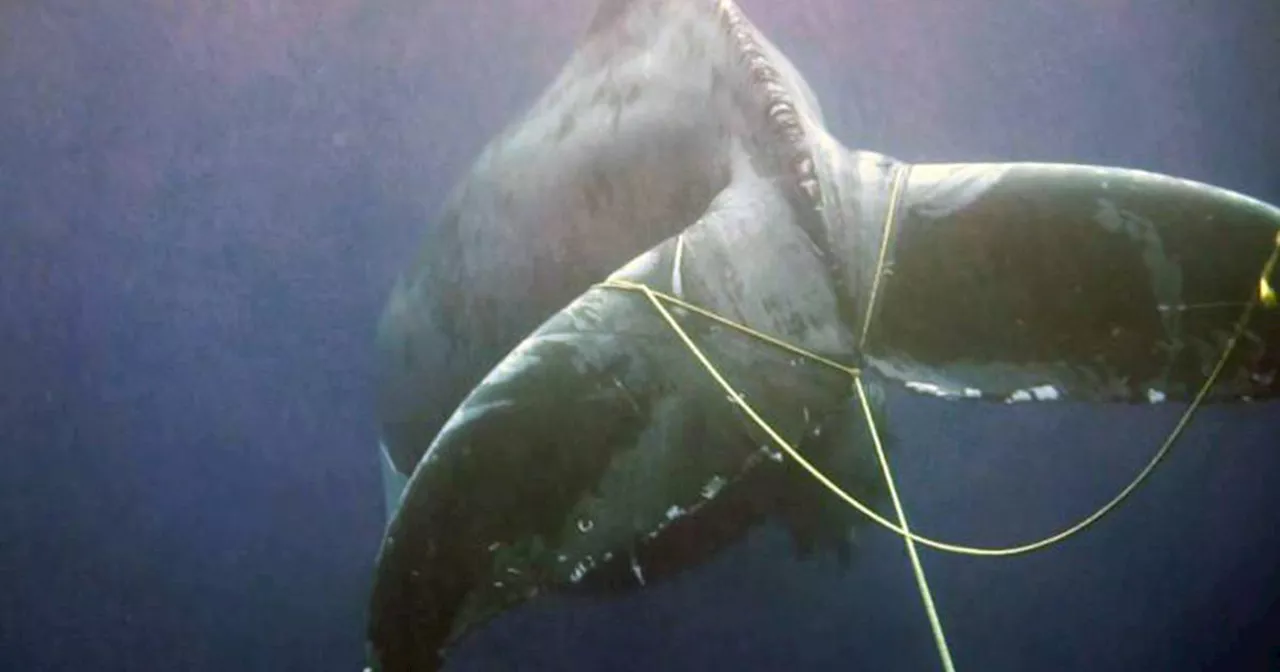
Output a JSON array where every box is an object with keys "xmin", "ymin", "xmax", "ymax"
[
  {"xmin": 595, "ymin": 207, "xmax": 1280, "ymax": 558},
  {"xmin": 596, "ymin": 176, "xmax": 1280, "ymax": 672}
]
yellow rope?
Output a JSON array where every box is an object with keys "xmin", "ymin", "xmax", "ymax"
[
  {"xmin": 597, "ymin": 179, "xmax": 1280, "ymax": 558},
  {"xmin": 601, "ymin": 279, "xmax": 860, "ymax": 378},
  {"xmin": 596, "ymin": 226, "xmax": 1278, "ymax": 555},
  {"xmin": 855, "ymin": 162, "xmax": 955, "ymax": 670},
  {"xmin": 594, "ymin": 187, "xmax": 1279, "ymax": 672},
  {"xmin": 854, "ymin": 374, "xmax": 956, "ymax": 672},
  {"xmin": 858, "ymin": 164, "xmax": 910, "ymax": 350},
  {"xmin": 601, "ymin": 277, "xmax": 965, "ymax": 665}
]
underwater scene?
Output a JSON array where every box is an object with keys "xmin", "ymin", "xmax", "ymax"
[{"xmin": 4, "ymin": 1, "xmax": 1279, "ymax": 670}]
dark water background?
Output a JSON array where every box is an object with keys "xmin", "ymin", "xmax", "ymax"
[{"xmin": 3, "ymin": 0, "xmax": 1278, "ymax": 670}]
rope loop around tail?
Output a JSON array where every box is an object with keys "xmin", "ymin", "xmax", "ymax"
[{"xmin": 593, "ymin": 199, "xmax": 1280, "ymax": 672}]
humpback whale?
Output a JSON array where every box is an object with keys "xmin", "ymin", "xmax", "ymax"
[{"xmin": 369, "ymin": 0, "xmax": 1280, "ymax": 669}]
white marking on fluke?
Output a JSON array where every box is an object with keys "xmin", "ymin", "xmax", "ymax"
[
  {"xmin": 568, "ymin": 556, "xmax": 597, "ymax": 584},
  {"xmin": 905, "ymin": 381, "xmax": 950, "ymax": 397},
  {"xmin": 1005, "ymin": 385, "xmax": 1061, "ymax": 403},
  {"xmin": 1147, "ymin": 389, "xmax": 1167, "ymax": 403},
  {"xmin": 630, "ymin": 554, "xmax": 646, "ymax": 586},
  {"xmin": 1030, "ymin": 385, "xmax": 1060, "ymax": 401},
  {"xmin": 701, "ymin": 475, "xmax": 726, "ymax": 500}
]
